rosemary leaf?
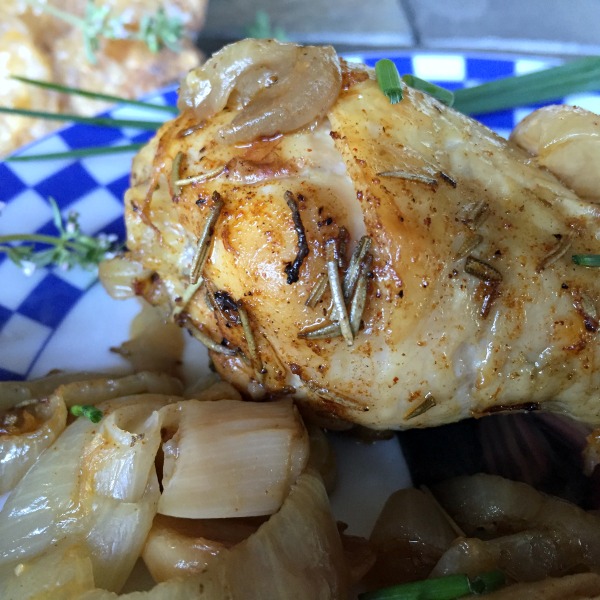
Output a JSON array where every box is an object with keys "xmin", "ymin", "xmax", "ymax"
[
  {"xmin": 170, "ymin": 151, "xmax": 184, "ymax": 197},
  {"xmin": 7, "ymin": 143, "xmax": 144, "ymax": 162},
  {"xmin": 349, "ymin": 254, "xmax": 372, "ymax": 335},
  {"xmin": 171, "ymin": 277, "xmax": 204, "ymax": 318},
  {"xmin": 238, "ymin": 303, "xmax": 265, "ymax": 382},
  {"xmin": 176, "ymin": 166, "xmax": 226, "ymax": 187},
  {"xmin": 0, "ymin": 106, "xmax": 163, "ymax": 130},
  {"xmin": 464, "ymin": 255, "xmax": 502, "ymax": 283},
  {"xmin": 11, "ymin": 76, "xmax": 179, "ymax": 115},
  {"xmin": 284, "ymin": 191, "xmax": 309, "ymax": 284},
  {"xmin": 378, "ymin": 170, "xmax": 438, "ymax": 186},
  {"xmin": 184, "ymin": 318, "xmax": 237, "ymax": 356},
  {"xmin": 326, "ymin": 240, "xmax": 353, "ymax": 345},
  {"xmin": 343, "ymin": 236, "xmax": 372, "ymax": 300},
  {"xmin": 305, "ymin": 272, "xmax": 328, "ymax": 308},
  {"xmin": 299, "ymin": 321, "xmax": 342, "ymax": 340},
  {"xmin": 189, "ymin": 193, "xmax": 224, "ymax": 284}
]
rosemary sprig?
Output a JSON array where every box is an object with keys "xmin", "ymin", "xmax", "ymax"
[
  {"xmin": 27, "ymin": 0, "xmax": 183, "ymax": 63},
  {"xmin": 11, "ymin": 76, "xmax": 179, "ymax": 115},
  {"xmin": 0, "ymin": 198, "xmax": 121, "ymax": 274}
]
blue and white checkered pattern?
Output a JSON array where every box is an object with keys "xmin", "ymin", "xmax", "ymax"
[
  {"xmin": 0, "ymin": 88, "xmax": 176, "ymax": 380},
  {"xmin": 1, "ymin": 54, "xmax": 598, "ymax": 381}
]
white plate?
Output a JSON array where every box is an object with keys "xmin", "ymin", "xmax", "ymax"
[{"xmin": 1, "ymin": 51, "xmax": 599, "ymax": 548}]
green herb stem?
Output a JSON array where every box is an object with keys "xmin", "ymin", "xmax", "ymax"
[
  {"xmin": 572, "ymin": 254, "xmax": 600, "ymax": 267},
  {"xmin": 0, "ymin": 198, "xmax": 121, "ymax": 273},
  {"xmin": 376, "ymin": 59, "xmax": 403, "ymax": 104},
  {"xmin": 0, "ymin": 233, "xmax": 85, "ymax": 251},
  {"xmin": 11, "ymin": 76, "xmax": 179, "ymax": 115},
  {"xmin": 0, "ymin": 106, "xmax": 163, "ymax": 130},
  {"xmin": 359, "ymin": 570, "xmax": 506, "ymax": 600},
  {"xmin": 70, "ymin": 404, "xmax": 104, "ymax": 423},
  {"xmin": 402, "ymin": 74, "xmax": 455, "ymax": 106},
  {"xmin": 246, "ymin": 10, "xmax": 287, "ymax": 40},
  {"xmin": 29, "ymin": 0, "xmax": 83, "ymax": 28},
  {"xmin": 7, "ymin": 143, "xmax": 145, "ymax": 162},
  {"xmin": 453, "ymin": 56, "xmax": 600, "ymax": 115}
]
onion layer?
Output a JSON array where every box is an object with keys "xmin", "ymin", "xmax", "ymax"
[
  {"xmin": 0, "ymin": 395, "xmax": 67, "ymax": 494},
  {"xmin": 177, "ymin": 39, "xmax": 342, "ymax": 144},
  {"xmin": 158, "ymin": 398, "xmax": 309, "ymax": 518},
  {"xmin": 432, "ymin": 474, "xmax": 600, "ymax": 581},
  {"xmin": 510, "ymin": 104, "xmax": 600, "ymax": 203},
  {"xmin": 142, "ymin": 514, "xmax": 264, "ymax": 582},
  {"xmin": 0, "ymin": 394, "xmax": 178, "ymax": 592}
]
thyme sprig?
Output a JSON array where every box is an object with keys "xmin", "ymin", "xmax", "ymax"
[
  {"xmin": 27, "ymin": 0, "xmax": 183, "ymax": 63},
  {"xmin": 0, "ymin": 198, "xmax": 121, "ymax": 274}
]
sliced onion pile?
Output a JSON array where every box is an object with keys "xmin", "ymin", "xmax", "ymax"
[{"xmin": 0, "ymin": 382, "xmax": 345, "ymax": 598}]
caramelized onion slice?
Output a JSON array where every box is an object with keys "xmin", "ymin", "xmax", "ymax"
[
  {"xmin": 0, "ymin": 395, "xmax": 67, "ymax": 494},
  {"xmin": 142, "ymin": 514, "xmax": 265, "ymax": 582},
  {"xmin": 510, "ymin": 104, "xmax": 600, "ymax": 202},
  {"xmin": 432, "ymin": 474, "xmax": 600, "ymax": 581},
  {"xmin": 99, "ymin": 255, "xmax": 154, "ymax": 300},
  {"xmin": 178, "ymin": 39, "xmax": 342, "ymax": 144},
  {"xmin": 158, "ymin": 398, "xmax": 309, "ymax": 518}
]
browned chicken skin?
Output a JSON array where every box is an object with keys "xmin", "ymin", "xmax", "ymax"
[{"xmin": 120, "ymin": 40, "xmax": 600, "ymax": 430}]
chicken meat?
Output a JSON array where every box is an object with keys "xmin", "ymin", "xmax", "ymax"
[
  {"xmin": 0, "ymin": 0, "xmax": 207, "ymax": 155},
  {"xmin": 117, "ymin": 40, "xmax": 600, "ymax": 430}
]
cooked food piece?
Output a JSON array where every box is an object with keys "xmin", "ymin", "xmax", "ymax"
[
  {"xmin": 0, "ymin": 0, "xmax": 207, "ymax": 155},
  {"xmin": 117, "ymin": 39, "xmax": 600, "ymax": 431},
  {"xmin": 0, "ymin": 12, "xmax": 61, "ymax": 153},
  {"xmin": 510, "ymin": 104, "xmax": 600, "ymax": 203},
  {"xmin": 51, "ymin": 32, "xmax": 201, "ymax": 116}
]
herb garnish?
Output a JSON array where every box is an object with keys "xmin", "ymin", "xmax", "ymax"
[
  {"xmin": 27, "ymin": 0, "xmax": 183, "ymax": 63},
  {"xmin": 70, "ymin": 404, "xmax": 103, "ymax": 423},
  {"xmin": 0, "ymin": 198, "xmax": 121, "ymax": 274},
  {"xmin": 284, "ymin": 191, "xmax": 309, "ymax": 284},
  {"xmin": 572, "ymin": 254, "xmax": 600, "ymax": 267},
  {"xmin": 359, "ymin": 569, "xmax": 505, "ymax": 599},
  {"xmin": 246, "ymin": 10, "xmax": 287, "ymax": 41},
  {"xmin": 375, "ymin": 59, "xmax": 403, "ymax": 104}
]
